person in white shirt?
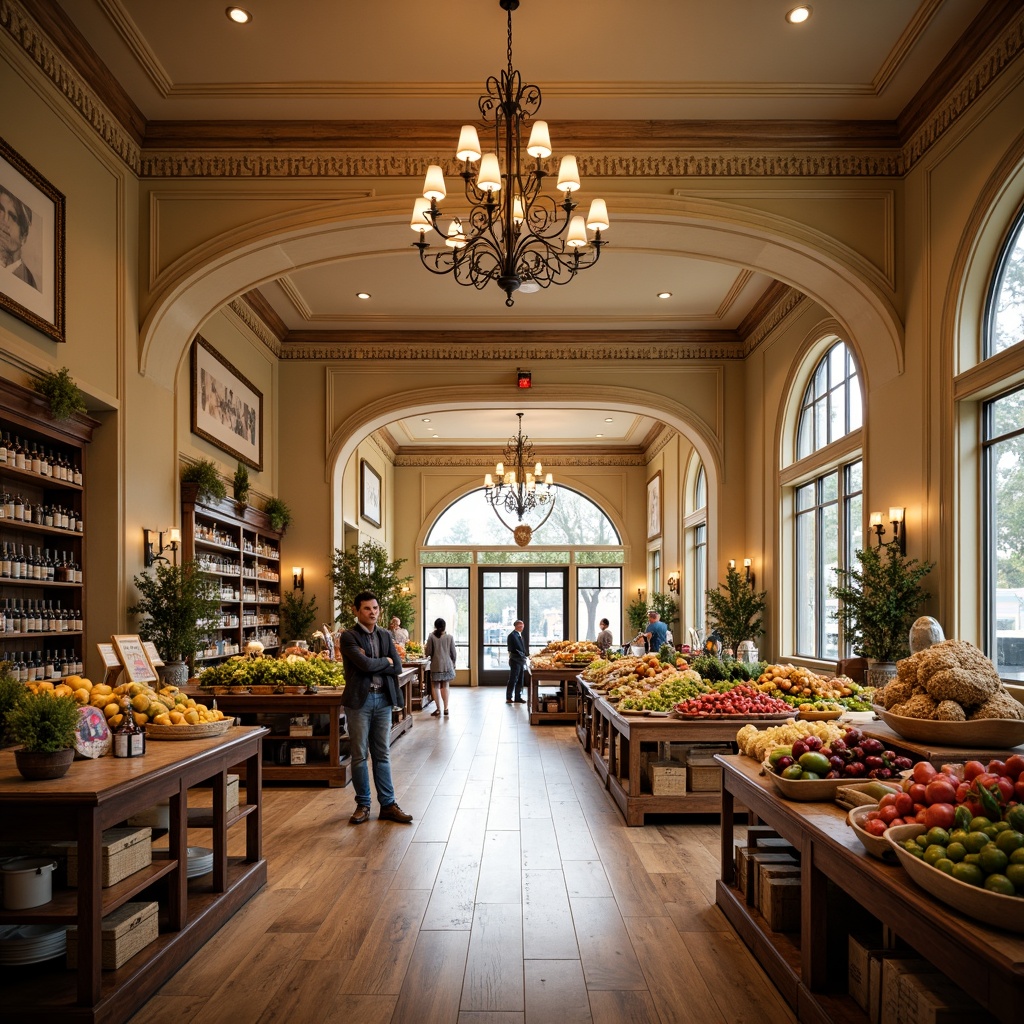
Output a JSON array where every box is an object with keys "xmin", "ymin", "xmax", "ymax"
[{"xmin": 388, "ymin": 616, "xmax": 410, "ymax": 647}]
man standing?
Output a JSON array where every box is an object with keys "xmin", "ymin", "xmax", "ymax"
[
  {"xmin": 0, "ymin": 187, "xmax": 38, "ymax": 291},
  {"xmin": 506, "ymin": 619, "xmax": 528, "ymax": 704},
  {"xmin": 644, "ymin": 610, "xmax": 668, "ymax": 654},
  {"xmin": 339, "ymin": 591, "xmax": 414, "ymax": 825}
]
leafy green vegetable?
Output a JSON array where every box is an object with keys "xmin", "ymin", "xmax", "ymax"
[{"xmin": 199, "ymin": 657, "xmax": 345, "ymax": 689}]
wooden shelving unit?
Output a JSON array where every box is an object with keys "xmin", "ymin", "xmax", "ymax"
[
  {"xmin": 528, "ymin": 665, "xmax": 581, "ymax": 725},
  {"xmin": 0, "ymin": 378, "xmax": 97, "ymax": 682},
  {"xmin": 180, "ymin": 485, "xmax": 283, "ymax": 666}
]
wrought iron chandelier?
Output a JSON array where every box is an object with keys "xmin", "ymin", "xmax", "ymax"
[
  {"xmin": 484, "ymin": 413, "xmax": 556, "ymax": 546},
  {"xmin": 410, "ymin": 0, "xmax": 609, "ymax": 307}
]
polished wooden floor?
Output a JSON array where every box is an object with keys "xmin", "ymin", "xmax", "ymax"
[{"xmin": 130, "ymin": 688, "xmax": 797, "ymax": 1024}]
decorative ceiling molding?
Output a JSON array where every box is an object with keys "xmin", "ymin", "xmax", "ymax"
[
  {"xmin": 644, "ymin": 423, "xmax": 675, "ymax": 463},
  {"xmin": 741, "ymin": 286, "xmax": 810, "ymax": 356},
  {"xmin": 240, "ymin": 291, "xmax": 287, "ymax": 343},
  {"xmin": 394, "ymin": 451, "xmax": 647, "ymax": 469},
  {"xmin": 226, "ymin": 299, "xmax": 282, "ymax": 358},
  {"xmin": 368, "ymin": 429, "xmax": 396, "ymax": 465}
]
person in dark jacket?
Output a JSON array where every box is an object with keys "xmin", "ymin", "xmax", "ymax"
[
  {"xmin": 339, "ymin": 591, "xmax": 414, "ymax": 825},
  {"xmin": 506, "ymin": 619, "xmax": 528, "ymax": 704}
]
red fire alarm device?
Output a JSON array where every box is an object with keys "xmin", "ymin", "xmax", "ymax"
[{"xmin": 517, "ymin": 370, "xmax": 532, "ymax": 388}]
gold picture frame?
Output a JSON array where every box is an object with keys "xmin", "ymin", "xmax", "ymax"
[
  {"xmin": 646, "ymin": 471, "xmax": 662, "ymax": 541},
  {"xmin": 111, "ymin": 634, "xmax": 158, "ymax": 684}
]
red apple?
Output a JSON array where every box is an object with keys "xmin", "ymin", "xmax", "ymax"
[{"xmin": 912, "ymin": 762, "xmax": 938, "ymax": 784}]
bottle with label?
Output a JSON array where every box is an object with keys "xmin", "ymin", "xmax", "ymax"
[{"xmin": 111, "ymin": 698, "xmax": 146, "ymax": 758}]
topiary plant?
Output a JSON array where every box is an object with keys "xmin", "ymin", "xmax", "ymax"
[
  {"xmin": 7, "ymin": 691, "xmax": 80, "ymax": 753},
  {"xmin": 280, "ymin": 589, "xmax": 319, "ymax": 645},
  {"xmin": 705, "ymin": 565, "xmax": 768, "ymax": 655},
  {"xmin": 263, "ymin": 496, "xmax": 292, "ymax": 533},
  {"xmin": 181, "ymin": 458, "xmax": 227, "ymax": 503},
  {"xmin": 233, "ymin": 461, "xmax": 250, "ymax": 506},
  {"xmin": 34, "ymin": 366, "xmax": 87, "ymax": 420}
]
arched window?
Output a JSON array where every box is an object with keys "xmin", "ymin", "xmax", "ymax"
[
  {"xmin": 986, "ymin": 208, "xmax": 1024, "ymax": 359},
  {"xmin": 685, "ymin": 463, "xmax": 707, "ymax": 636},
  {"xmin": 787, "ymin": 340, "xmax": 863, "ymax": 660}
]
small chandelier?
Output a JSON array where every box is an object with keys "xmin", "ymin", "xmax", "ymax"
[
  {"xmin": 484, "ymin": 412, "xmax": 556, "ymax": 546},
  {"xmin": 410, "ymin": 0, "xmax": 609, "ymax": 307}
]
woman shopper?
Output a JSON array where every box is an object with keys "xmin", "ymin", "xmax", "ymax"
[{"xmin": 425, "ymin": 617, "xmax": 456, "ymax": 717}]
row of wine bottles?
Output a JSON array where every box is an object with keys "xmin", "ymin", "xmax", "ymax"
[
  {"xmin": 0, "ymin": 432, "xmax": 82, "ymax": 484},
  {"xmin": 1, "ymin": 648, "xmax": 84, "ymax": 682},
  {"xmin": 0, "ymin": 598, "xmax": 82, "ymax": 634},
  {"xmin": 0, "ymin": 545, "xmax": 82, "ymax": 582},
  {"xmin": 0, "ymin": 493, "xmax": 83, "ymax": 531}
]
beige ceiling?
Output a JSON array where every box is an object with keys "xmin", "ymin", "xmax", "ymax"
[{"xmin": 49, "ymin": 0, "xmax": 990, "ymax": 449}]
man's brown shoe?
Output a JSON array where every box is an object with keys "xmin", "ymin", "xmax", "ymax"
[
  {"xmin": 379, "ymin": 803, "xmax": 413, "ymax": 823},
  {"xmin": 350, "ymin": 805, "xmax": 371, "ymax": 825}
]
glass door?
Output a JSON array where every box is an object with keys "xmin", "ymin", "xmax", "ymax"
[{"xmin": 478, "ymin": 567, "xmax": 568, "ymax": 685}]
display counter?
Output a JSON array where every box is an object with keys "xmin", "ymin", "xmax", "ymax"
[
  {"xmin": 528, "ymin": 665, "xmax": 581, "ymax": 725},
  {"xmin": 403, "ymin": 659, "xmax": 433, "ymax": 712},
  {"xmin": 716, "ymin": 753, "xmax": 1024, "ymax": 1024},
  {"xmin": 0, "ymin": 725, "xmax": 267, "ymax": 1024}
]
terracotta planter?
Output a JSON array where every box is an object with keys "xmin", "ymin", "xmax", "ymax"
[{"xmin": 14, "ymin": 747, "xmax": 75, "ymax": 781}]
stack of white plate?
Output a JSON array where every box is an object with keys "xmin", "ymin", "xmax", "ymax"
[
  {"xmin": 0, "ymin": 924, "xmax": 67, "ymax": 965},
  {"xmin": 186, "ymin": 847, "xmax": 213, "ymax": 879}
]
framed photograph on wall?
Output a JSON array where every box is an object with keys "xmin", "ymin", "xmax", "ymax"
[
  {"xmin": 191, "ymin": 335, "xmax": 264, "ymax": 470},
  {"xmin": 646, "ymin": 471, "xmax": 662, "ymax": 541},
  {"xmin": 360, "ymin": 459, "xmax": 382, "ymax": 527},
  {"xmin": 0, "ymin": 136, "xmax": 65, "ymax": 343}
]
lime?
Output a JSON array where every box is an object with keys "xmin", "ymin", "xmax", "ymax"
[
  {"xmin": 964, "ymin": 831, "xmax": 991, "ymax": 853},
  {"xmin": 951, "ymin": 862, "xmax": 984, "ymax": 886},
  {"xmin": 799, "ymin": 771, "xmax": 821, "ymax": 781},
  {"xmin": 1010, "ymin": 847, "xmax": 1024, "ymax": 865},
  {"xmin": 983, "ymin": 825, "xmax": 1000, "ymax": 839},
  {"xmin": 964, "ymin": 853, "xmax": 981, "ymax": 865},
  {"xmin": 902, "ymin": 840, "xmax": 924, "ymax": 858},
  {"xmin": 992, "ymin": 821, "xmax": 1011, "ymax": 833},
  {"xmin": 923, "ymin": 844, "xmax": 948, "ymax": 866},
  {"xmin": 945, "ymin": 842, "xmax": 967, "ymax": 863},
  {"xmin": 915, "ymin": 834, "xmax": 930, "ymax": 849},
  {"xmin": 995, "ymin": 830, "xmax": 1024, "ymax": 855},
  {"xmin": 781, "ymin": 764, "xmax": 804, "ymax": 780},
  {"xmin": 978, "ymin": 845, "xmax": 1010, "ymax": 875},
  {"xmin": 925, "ymin": 827, "xmax": 951, "ymax": 847},
  {"xmin": 933, "ymin": 858, "xmax": 954, "ymax": 875},
  {"xmin": 970, "ymin": 817, "xmax": 993, "ymax": 832},
  {"xmin": 983, "ymin": 874, "xmax": 1016, "ymax": 896},
  {"xmin": 948, "ymin": 829, "xmax": 970, "ymax": 847},
  {"xmin": 1005, "ymin": 863, "xmax": 1024, "ymax": 893}
]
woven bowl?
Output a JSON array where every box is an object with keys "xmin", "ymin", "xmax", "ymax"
[{"xmin": 145, "ymin": 717, "xmax": 234, "ymax": 740}]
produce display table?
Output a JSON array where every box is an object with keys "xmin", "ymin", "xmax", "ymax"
[
  {"xmin": 716, "ymin": 753, "xmax": 1024, "ymax": 1024},
  {"xmin": 0, "ymin": 726, "xmax": 267, "ymax": 1024},
  {"xmin": 589, "ymin": 696, "xmax": 758, "ymax": 825},
  {"xmin": 403, "ymin": 659, "xmax": 433, "ymax": 712},
  {"xmin": 528, "ymin": 665, "xmax": 582, "ymax": 725},
  {"xmin": 862, "ymin": 719, "xmax": 1024, "ymax": 763},
  {"xmin": 575, "ymin": 677, "xmax": 597, "ymax": 751}
]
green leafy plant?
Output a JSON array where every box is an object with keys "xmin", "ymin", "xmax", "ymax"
[
  {"xmin": 829, "ymin": 540, "xmax": 934, "ymax": 662},
  {"xmin": 232, "ymin": 461, "xmax": 250, "ymax": 506},
  {"xmin": 626, "ymin": 591, "xmax": 678, "ymax": 640},
  {"xmin": 705, "ymin": 565, "xmax": 768, "ymax": 654},
  {"xmin": 128, "ymin": 560, "xmax": 222, "ymax": 664},
  {"xmin": 330, "ymin": 539, "xmax": 414, "ymax": 631},
  {"xmin": 7, "ymin": 692, "xmax": 80, "ymax": 753},
  {"xmin": 34, "ymin": 366, "xmax": 87, "ymax": 420},
  {"xmin": 626, "ymin": 596, "xmax": 648, "ymax": 637},
  {"xmin": 181, "ymin": 458, "xmax": 227, "ymax": 503},
  {"xmin": 280, "ymin": 589, "xmax": 319, "ymax": 645},
  {"xmin": 0, "ymin": 665, "xmax": 26, "ymax": 744},
  {"xmin": 263, "ymin": 496, "xmax": 292, "ymax": 532}
]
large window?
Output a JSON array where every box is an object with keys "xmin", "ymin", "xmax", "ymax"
[
  {"xmin": 577, "ymin": 566, "xmax": 622, "ymax": 644},
  {"xmin": 422, "ymin": 566, "xmax": 469, "ymax": 669},
  {"xmin": 986, "ymin": 209, "xmax": 1024, "ymax": 359},
  {"xmin": 789, "ymin": 340, "xmax": 864, "ymax": 660},
  {"xmin": 689, "ymin": 465, "xmax": 707, "ymax": 634}
]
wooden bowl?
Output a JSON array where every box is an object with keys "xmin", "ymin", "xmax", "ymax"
[
  {"xmin": 847, "ymin": 805, "xmax": 898, "ymax": 862},
  {"xmin": 873, "ymin": 707, "xmax": 1024, "ymax": 748},
  {"xmin": 762, "ymin": 762, "xmax": 850, "ymax": 801}
]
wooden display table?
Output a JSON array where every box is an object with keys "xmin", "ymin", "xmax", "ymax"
[
  {"xmin": 716, "ymin": 754, "xmax": 1024, "ymax": 1024},
  {"xmin": 528, "ymin": 665, "xmax": 582, "ymax": 725},
  {"xmin": 590, "ymin": 696, "xmax": 757, "ymax": 825},
  {"xmin": 575, "ymin": 677, "xmax": 597, "ymax": 751},
  {"xmin": 862, "ymin": 719, "xmax": 1024, "ymax": 763},
  {"xmin": 0, "ymin": 726, "xmax": 267, "ymax": 1024},
  {"xmin": 403, "ymin": 659, "xmax": 433, "ymax": 711}
]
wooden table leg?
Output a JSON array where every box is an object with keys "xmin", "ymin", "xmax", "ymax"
[
  {"xmin": 76, "ymin": 808, "xmax": 101, "ymax": 1006},
  {"xmin": 168, "ymin": 779, "xmax": 188, "ymax": 930},
  {"xmin": 246, "ymin": 746, "xmax": 263, "ymax": 862},
  {"xmin": 801, "ymin": 837, "xmax": 829, "ymax": 990},
  {"xmin": 212, "ymin": 768, "xmax": 227, "ymax": 892},
  {"xmin": 720, "ymin": 781, "xmax": 735, "ymax": 885}
]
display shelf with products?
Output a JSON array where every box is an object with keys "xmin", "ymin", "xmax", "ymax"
[
  {"xmin": 0, "ymin": 378, "xmax": 96, "ymax": 683},
  {"xmin": 528, "ymin": 665, "xmax": 580, "ymax": 725},
  {"xmin": 180, "ymin": 486, "xmax": 283, "ymax": 666}
]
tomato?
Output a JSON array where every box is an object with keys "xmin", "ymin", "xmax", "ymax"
[
  {"xmin": 963, "ymin": 760, "xmax": 986, "ymax": 781},
  {"xmin": 1016, "ymin": 779, "xmax": 1024, "ymax": 801},
  {"xmin": 912, "ymin": 762, "xmax": 938, "ymax": 784},
  {"xmin": 994, "ymin": 776, "xmax": 1015, "ymax": 803},
  {"xmin": 923, "ymin": 803, "xmax": 956, "ymax": 830},
  {"xmin": 915, "ymin": 809, "xmax": 930, "ymax": 824},
  {"xmin": 975, "ymin": 773, "xmax": 1000, "ymax": 791},
  {"xmin": 956, "ymin": 781, "xmax": 971, "ymax": 803},
  {"xmin": 878, "ymin": 805, "xmax": 900, "ymax": 824},
  {"xmin": 864, "ymin": 819, "xmax": 888, "ymax": 837},
  {"xmin": 895, "ymin": 793, "xmax": 915, "ymax": 816},
  {"xmin": 925, "ymin": 778, "xmax": 958, "ymax": 806},
  {"xmin": 879, "ymin": 793, "xmax": 899, "ymax": 809},
  {"xmin": 988, "ymin": 760, "xmax": 1009, "ymax": 776},
  {"xmin": 908, "ymin": 783, "xmax": 928, "ymax": 803},
  {"xmin": 1004, "ymin": 754, "xmax": 1024, "ymax": 780}
]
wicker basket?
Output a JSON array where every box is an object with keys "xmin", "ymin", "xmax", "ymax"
[
  {"xmin": 66, "ymin": 901, "xmax": 159, "ymax": 969},
  {"xmin": 144, "ymin": 717, "xmax": 233, "ymax": 740},
  {"xmin": 67, "ymin": 827, "xmax": 152, "ymax": 888}
]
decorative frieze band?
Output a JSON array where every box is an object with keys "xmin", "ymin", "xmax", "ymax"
[
  {"xmin": 279, "ymin": 341, "xmax": 747, "ymax": 361},
  {"xmin": 227, "ymin": 299, "xmax": 282, "ymax": 357},
  {"xmin": 393, "ymin": 452, "xmax": 648, "ymax": 468},
  {"xmin": 743, "ymin": 289, "xmax": 809, "ymax": 356}
]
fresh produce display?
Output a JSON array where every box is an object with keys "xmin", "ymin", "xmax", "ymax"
[
  {"xmin": 762, "ymin": 727, "xmax": 914, "ymax": 781},
  {"xmin": 736, "ymin": 719, "xmax": 847, "ymax": 764},
  {"xmin": 403, "ymin": 640, "xmax": 424, "ymax": 658},
  {"xmin": 617, "ymin": 673, "xmax": 705, "ymax": 711},
  {"xmin": 199, "ymin": 655, "xmax": 345, "ymax": 689},
  {"xmin": 877, "ymin": 638, "xmax": 1024, "ymax": 721},
  {"xmin": 686, "ymin": 655, "xmax": 766, "ymax": 683},
  {"xmin": 754, "ymin": 663, "xmax": 875, "ymax": 710},
  {"xmin": 674, "ymin": 686, "xmax": 791, "ymax": 717},
  {"xmin": 530, "ymin": 640, "xmax": 603, "ymax": 668}
]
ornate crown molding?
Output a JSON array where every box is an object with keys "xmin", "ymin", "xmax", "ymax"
[
  {"xmin": 226, "ymin": 299, "xmax": 282, "ymax": 358},
  {"xmin": 0, "ymin": 0, "xmax": 140, "ymax": 171},
  {"xmin": 742, "ymin": 288, "xmax": 810, "ymax": 356},
  {"xmin": 394, "ymin": 452, "xmax": 647, "ymax": 469}
]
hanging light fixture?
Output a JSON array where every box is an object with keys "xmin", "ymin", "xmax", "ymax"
[
  {"xmin": 411, "ymin": 0, "xmax": 609, "ymax": 307},
  {"xmin": 484, "ymin": 412, "xmax": 556, "ymax": 546}
]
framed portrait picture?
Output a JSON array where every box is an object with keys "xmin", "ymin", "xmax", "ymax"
[
  {"xmin": 191, "ymin": 335, "xmax": 264, "ymax": 470},
  {"xmin": 0, "ymin": 137, "xmax": 65, "ymax": 343},
  {"xmin": 646, "ymin": 471, "xmax": 662, "ymax": 541},
  {"xmin": 360, "ymin": 459, "xmax": 382, "ymax": 527},
  {"xmin": 111, "ymin": 634, "xmax": 158, "ymax": 685}
]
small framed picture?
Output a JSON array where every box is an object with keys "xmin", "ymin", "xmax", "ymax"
[
  {"xmin": 111, "ymin": 634, "xmax": 158, "ymax": 684},
  {"xmin": 360, "ymin": 459, "xmax": 382, "ymax": 527},
  {"xmin": 646, "ymin": 471, "xmax": 662, "ymax": 541},
  {"xmin": 0, "ymin": 136, "xmax": 65, "ymax": 343}
]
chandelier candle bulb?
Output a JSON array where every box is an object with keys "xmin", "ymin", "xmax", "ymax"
[
  {"xmin": 478, "ymin": 153, "xmax": 502, "ymax": 192},
  {"xmin": 534, "ymin": 462, "xmax": 542, "ymax": 476},
  {"xmin": 422, "ymin": 165, "xmax": 446, "ymax": 202},
  {"xmin": 566, "ymin": 215, "xmax": 588, "ymax": 247},
  {"xmin": 557, "ymin": 155, "xmax": 581, "ymax": 192},
  {"xmin": 587, "ymin": 198, "xmax": 609, "ymax": 232},
  {"xmin": 456, "ymin": 125, "xmax": 482, "ymax": 161},
  {"xmin": 512, "ymin": 195, "xmax": 525, "ymax": 224},
  {"xmin": 446, "ymin": 219, "xmax": 467, "ymax": 248},
  {"xmin": 526, "ymin": 120, "xmax": 551, "ymax": 158},
  {"xmin": 410, "ymin": 197, "xmax": 431, "ymax": 232}
]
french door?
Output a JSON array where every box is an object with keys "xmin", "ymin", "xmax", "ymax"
[{"xmin": 478, "ymin": 567, "xmax": 568, "ymax": 685}]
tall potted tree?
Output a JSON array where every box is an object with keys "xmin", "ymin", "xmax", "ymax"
[
  {"xmin": 329, "ymin": 540, "xmax": 413, "ymax": 630},
  {"xmin": 128, "ymin": 561, "xmax": 223, "ymax": 685},
  {"xmin": 829, "ymin": 540, "xmax": 934, "ymax": 687},
  {"xmin": 705, "ymin": 564, "xmax": 768, "ymax": 656}
]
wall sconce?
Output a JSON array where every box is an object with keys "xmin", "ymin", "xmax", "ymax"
[
  {"xmin": 743, "ymin": 558, "xmax": 755, "ymax": 589},
  {"xmin": 292, "ymin": 566, "xmax": 305, "ymax": 590},
  {"xmin": 637, "ymin": 586, "xmax": 646, "ymax": 602},
  {"xmin": 869, "ymin": 508, "xmax": 906, "ymax": 554},
  {"xmin": 143, "ymin": 527, "xmax": 179, "ymax": 568},
  {"xmin": 667, "ymin": 572, "xmax": 680, "ymax": 593}
]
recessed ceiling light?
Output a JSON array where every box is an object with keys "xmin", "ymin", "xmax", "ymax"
[
  {"xmin": 595, "ymin": 433, "xmax": 604, "ymax": 438},
  {"xmin": 226, "ymin": 7, "xmax": 252, "ymax": 24},
  {"xmin": 421, "ymin": 417, "xmax": 431, "ymax": 423},
  {"xmin": 786, "ymin": 6, "xmax": 811, "ymax": 24},
  {"xmin": 356, "ymin": 292, "xmax": 371, "ymax": 300},
  {"xmin": 604, "ymin": 417, "xmax": 613, "ymax": 423},
  {"xmin": 657, "ymin": 291, "xmax": 672, "ymax": 299}
]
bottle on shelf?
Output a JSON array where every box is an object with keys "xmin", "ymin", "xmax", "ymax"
[{"xmin": 111, "ymin": 698, "xmax": 145, "ymax": 758}]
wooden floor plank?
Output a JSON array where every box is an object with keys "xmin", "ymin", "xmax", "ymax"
[
  {"xmin": 477, "ymin": 829, "xmax": 524, "ymax": 904},
  {"xmin": 523, "ymin": 960, "xmax": 593, "ymax": 1024},
  {"xmin": 587, "ymin": 989, "xmax": 663, "ymax": 1024},
  {"xmin": 421, "ymin": 852, "xmax": 483, "ymax": 931},
  {"xmin": 392, "ymin": 840, "xmax": 448, "ymax": 890},
  {"xmin": 391, "ymin": 929, "xmax": 471, "ymax": 1024},
  {"xmin": 519, "ymin": 817, "xmax": 562, "ymax": 871},
  {"xmin": 522, "ymin": 868, "xmax": 578, "ymax": 961},
  {"xmin": 461, "ymin": 902, "xmax": 525, "ymax": 1011},
  {"xmin": 569, "ymin": 897, "xmax": 647, "ymax": 991}
]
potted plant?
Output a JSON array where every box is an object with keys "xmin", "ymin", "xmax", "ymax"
[
  {"xmin": 263, "ymin": 496, "xmax": 292, "ymax": 533},
  {"xmin": 7, "ymin": 691, "xmax": 80, "ymax": 779},
  {"xmin": 829, "ymin": 540, "xmax": 934, "ymax": 686},
  {"xmin": 232, "ymin": 461, "xmax": 250, "ymax": 509},
  {"xmin": 128, "ymin": 561, "xmax": 223, "ymax": 685},
  {"xmin": 329, "ymin": 539, "xmax": 413, "ymax": 630},
  {"xmin": 705, "ymin": 564, "xmax": 768, "ymax": 656},
  {"xmin": 280, "ymin": 589, "xmax": 319, "ymax": 646},
  {"xmin": 181, "ymin": 458, "xmax": 227, "ymax": 504},
  {"xmin": 0, "ymin": 664, "xmax": 26, "ymax": 747},
  {"xmin": 33, "ymin": 366, "xmax": 87, "ymax": 421}
]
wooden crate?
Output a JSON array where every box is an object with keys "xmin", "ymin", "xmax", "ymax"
[
  {"xmin": 67, "ymin": 827, "xmax": 152, "ymax": 888},
  {"xmin": 761, "ymin": 874, "xmax": 801, "ymax": 932},
  {"xmin": 737, "ymin": 850, "xmax": 798, "ymax": 905},
  {"xmin": 67, "ymin": 901, "xmax": 159, "ymax": 970},
  {"xmin": 648, "ymin": 760, "xmax": 687, "ymax": 795},
  {"xmin": 686, "ymin": 764, "xmax": 722, "ymax": 791}
]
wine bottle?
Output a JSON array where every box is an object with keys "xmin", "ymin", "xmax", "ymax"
[{"xmin": 111, "ymin": 698, "xmax": 146, "ymax": 758}]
